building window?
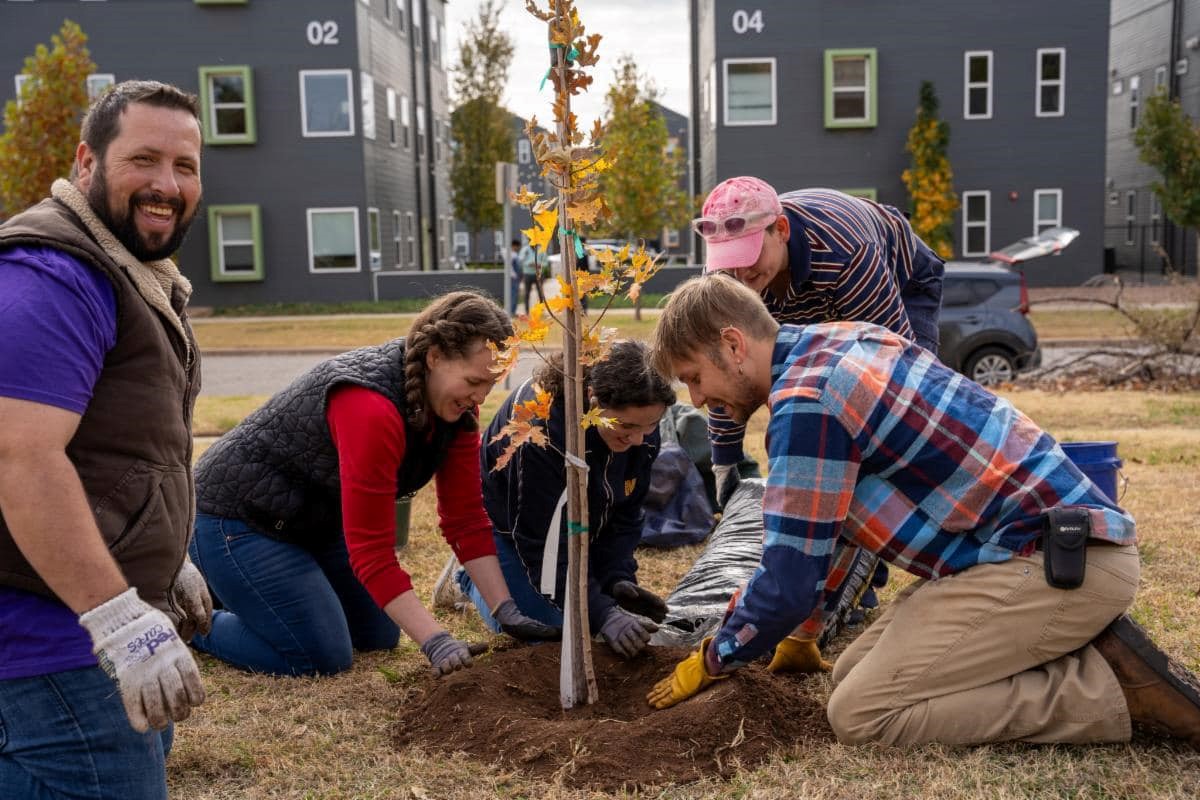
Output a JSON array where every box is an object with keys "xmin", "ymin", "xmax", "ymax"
[
  {"xmin": 1129, "ymin": 75, "xmax": 1140, "ymax": 129},
  {"xmin": 824, "ymin": 49, "xmax": 876, "ymax": 128},
  {"xmin": 307, "ymin": 208, "xmax": 361, "ymax": 272},
  {"xmin": 13, "ymin": 74, "xmax": 30, "ymax": 102},
  {"xmin": 208, "ymin": 205, "xmax": 262, "ymax": 282},
  {"xmin": 964, "ymin": 51, "xmax": 992, "ymax": 119},
  {"xmin": 413, "ymin": 0, "xmax": 423, "ymax": 49},
  {"xmin": 962, "ymin": 190, "xmax": 990, "ymax": 256},
  {"xmin": 1149, "ymin": 193, "xmax": 1161, "ymax": 245},
  {"xmin": 434, "ymin": 117, "xmax": 442, "ymax": 162},
  {"xmin": 405, "ymin": 211, "xmax": 416, "ymax": 267},
  {"xmin": 1036, "ymin": 48, "xmax": 1065, "ymax": 117},
  {"xmin": 367, "ymin": 207, "xmax": 382, "ymax": 270},
  {"xmin": 517, "ymin": 139, "xmax": 531, "ymax": 164},
  {"xmin": 385, "ymin": 87, "xmax": 397, "ymax": 146},
  {"xmin": 300, "ymin": 69, "xmax": 354, "ymax": 137},
  {"xmin": 397, "ymin": 0, "xmax": 407, "ymax": 33},
  {"xmin": 431, "ymin": 17, "xmax": 441, "ymax": 67},
  {"xmin": 393, "ymin": 210, "xmax": 402, "ymax": 266},
  {"xmin": 1155, "ymin": 65, "xmax": 1168, "ymax": 92},
  {"xmin": 400, "ymin": 94, "xmax": 411, "ymax": 149},
  {"xmin": 723, "ymin": 58, "xmax": 776, "ymax": 126},
  {"xmin": 417, "ymin": 103, "xmax": 426, "ymax": 157},
  {"xmin": 1125, "ymin": 191, "xmax": 1136, "ymax": 245},
  {"xmin": 1033, "ymin": 188, "xmax": 1062, "ymax": 234},
  {"xmin": 361, "ymin": 72, "xmax": 376, "ymax": 140},
  {"xmin": 706, "ymin": 62, "xmax": 717, "ymax": 132},
  {"xmin": 199, "ymin": 66, "xmax": 255, "ymax": 145},
  {"xmin": 841, "ymin": 188, "xmax": 878, "ymax": 201},
  {"xmin": 438, "ymin": 215, "xmax": 448, "ymax": 267},
  {"xmin": 383, "ymin": 0, "xmax": 392, "ymax": 22},
  {"xmin": 86, "ymin": 73, "xmax": 114, "ymax": 102}
]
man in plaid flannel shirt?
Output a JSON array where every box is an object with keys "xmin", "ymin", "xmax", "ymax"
[{"xmin": 646, "ymin": 275, "xmax": 1200, "ymax": 749}]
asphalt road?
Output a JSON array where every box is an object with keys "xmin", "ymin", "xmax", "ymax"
[{"xmin": 199, "ymin": 345, "xmax": 1094, "ymax": 398}]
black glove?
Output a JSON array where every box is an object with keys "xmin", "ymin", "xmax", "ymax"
[
  {"xmin": 419, "ymin": 631, "xmax": 488, "ymax": 676},
  {"xmin": 492, "ymin": 599, "xmax": 561, "ymax": 641},
  {"xmin": 600, "ymin": 607, "xmax": 658, "ymax": 658},
  {"xmin": 610, "ymin": 580, "xmax": 668, "ymax": 623}
]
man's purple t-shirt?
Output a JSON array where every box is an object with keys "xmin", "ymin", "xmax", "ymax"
[{"xmin": 0, "ymin": 244, "xmax": 117, "ymax": 679}]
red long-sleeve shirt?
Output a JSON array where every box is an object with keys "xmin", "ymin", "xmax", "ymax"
[{"xmin": 325, "ymin": 384, "xmax": 496, "ymax": 608}]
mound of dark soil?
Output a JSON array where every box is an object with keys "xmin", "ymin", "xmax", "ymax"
[{"xmin": 393, "ymin": 644, "xmax": 832, "ymax": 790}]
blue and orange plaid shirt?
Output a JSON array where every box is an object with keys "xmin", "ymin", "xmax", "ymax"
[{"xmin": 713, "ymin": 323, "xmax": 1137, "ymax": 669}]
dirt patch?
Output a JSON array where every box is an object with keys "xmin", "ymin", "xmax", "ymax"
[{"xmin": 393, "ymin": 644, "xmax": 832, "ymax": 790}]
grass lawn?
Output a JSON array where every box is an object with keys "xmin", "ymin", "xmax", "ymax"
[
  {"xmin": 175, "ymin": 387, "xmax": 1200, "ymax": 799},
  {"xmin": 190, "ymin": 307, "xmax": 1155, "ymax": 352}
]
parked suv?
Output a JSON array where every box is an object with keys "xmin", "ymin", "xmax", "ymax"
[{"xmin": 936, "ymin": 227, "xmax": 1078, "ymax": 385}]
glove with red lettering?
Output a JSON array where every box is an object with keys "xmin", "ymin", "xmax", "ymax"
[{"xmin": 78, "ymin": 588, "xmax": 206, "ymax": 733}]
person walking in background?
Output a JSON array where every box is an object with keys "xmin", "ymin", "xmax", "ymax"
[
  {"xmin": 461, "ymin": 341, "xmax": 676, "ymax": 659},
  {"xmin": 0, "ymin": 80, "xmax": 210, "ymax": 799},
  {"xmin": 519, "ymin": 237, "xmax": 548, "ymax": 314},
  {"xmin": 188, "ymin": 292, "xmax": 559, "ymax": 679},
  {"xmin": 647, "ymin": 276, "xmax": 1200, "ymax": 753}
]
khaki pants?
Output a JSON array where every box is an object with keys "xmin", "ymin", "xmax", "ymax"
[{"xmin": 827, "ymin": 544, "xmax": 1139, "ymax": 746}]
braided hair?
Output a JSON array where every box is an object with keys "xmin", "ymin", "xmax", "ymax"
[
  {"xmin": 533, "ymin": 340, "xmax": 675, "ymax": 411},
  {"xmin": 404, "ymin": 291, "xmax": 513, "ymax": 430}
]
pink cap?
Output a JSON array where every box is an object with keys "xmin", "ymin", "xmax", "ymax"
[{"xmin": 701, "ymin": 176, "xmax": 783, "ymax": 271}]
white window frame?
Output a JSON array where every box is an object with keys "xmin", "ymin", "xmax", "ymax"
[
  {"xmin": 392, "ymin": 210, "xmax": 402, "ymax": 266},
  {"xmin": 1033, "ymin": 188, "xmax": 1062, "ymax": 235},
  {"xmin": 400, "ymin": 94, "xmax": 411, "ymax": 149},
  {"xmin": 1129, "ymin": 75, "xmax": 1140, "ymax": 129},
  {"xmin": 438, "ymin": 215, "xmax": 449, "ymax": 267},
  {"xmin": 706, "ymin": 62, "xmax": 717, "ymax": 131},
  {"xmin": 1155, "ymin": 65, "xmax": 1168, "ymax": 92},
  {"xmin": 722, "ymin": 57, "xmax": 777, "ymax": 126},
  {"xmin": 962, "ymin": 190, "xmax": 991, "ymax": 257},
  {"xmin": 13, "ymin": 74, "xmax": 30, "ymax": 105},
  {"xmin": 430, "ymin": 17, "xmax": 441, "ymax": 67},
  {"xmin": 1149, "ymin": 193, "xmax": 1161, "ymax": 245},
  {"xmin": 517, "ymin": 139, "xmax": 531, "ymax": 164},
  {"xmin": 306, "ymin": 207, "xmax": 362, "ymax": 273},
  {"xmin": 1125, "ymin": 191, "xmax": 1137, "ymax": 246},
  {"xmin": 416, "ymin": 103, "xmax": 426, "ymax": 157},
  {"xmin": 1035, "ymin": 48, "xmax": 1065, "ymax": 117},
  {"xmin": 300, "ymin": 69, "xmax": 355, "ymax": 138},
  {"xmin": 367, "ymin": 207, "xmax": 382, "ymax": 270},
  {"xmin": 86, "ymin": 73, "xmax": 115, "ymax": 102},
  {"xmin": 397, "ymin": 0, "xmax": 407, "ymax": 33},
  {"xmin": 964, "ymin": 51, "xmax": 993, "ymax": 120},
  {"xmin": 386, "ymin": 87, "xmax": 397, "ymax": 146},
  {"xmin": 413, "ymin": 0, "xmax": 423, "ymax": 49},
  {"xmin": 405, "ymin": 211, "xmax": 416, "ymax": 267},
  {"xmin": 361, "ymin": 72, "xmax": 376, "ymax": 141},
  {"xmin": 383, "ymin": 0, "xmax": 392, "ymax": 22}
]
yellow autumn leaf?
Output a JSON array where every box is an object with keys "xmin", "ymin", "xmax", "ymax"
[
  {"xmin": 546, "ymin": 294, "xmax": 573, "ymax": 314},
  {"xmin": 580, "ymin": 405, "xmax": 616, "ymax": 431},
  {"xmin": 567, "ymin": 196, "xmax": 605, "ymax": 226},
  {"xmin": 510, "ymin": 184, "xmax": 541, "ymax": 206},
  {"xmin": 522, "ymin": 207, "xmax": 558, "ymax": 252}
]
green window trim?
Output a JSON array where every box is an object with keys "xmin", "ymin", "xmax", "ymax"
[
  {"xmin": 208, "ymin": 205, "xmax": 264, "ymax": 282},
  {"xmin": 198, "ymin": 65, "xmax": 256, "ymax": 145},
  {"xmin": 824, "ymin": 48, "xmax": 877, "ymax": 129},
  {"xmin": 841, "ymin": 188, "xmax": 877, "ymax": 201}
]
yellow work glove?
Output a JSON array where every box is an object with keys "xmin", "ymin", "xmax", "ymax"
[
  {"xmin": 646, "ymin": 637, "xmax": 728, "ymax": 710},
  {"xmin": 766, "ymin": 636, "xmax": 832, "ymax": 674}
]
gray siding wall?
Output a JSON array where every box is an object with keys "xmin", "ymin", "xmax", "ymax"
[{"xmin": 693, "ymin": 0, "xmax": 1108, "ymax": 285}]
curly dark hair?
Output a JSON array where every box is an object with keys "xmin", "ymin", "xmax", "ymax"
[
  {"xmin": 404, "ymin": 291, "xmax": 513, "ymax": 429},
  {"xmin": 533, "ymin": 340, "xmax": 675, "ymax": 410}
]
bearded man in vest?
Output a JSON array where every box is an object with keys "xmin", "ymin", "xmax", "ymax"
[{"xmin": 0, "ymin": 80, "xmax": 210, "ymax": 799}]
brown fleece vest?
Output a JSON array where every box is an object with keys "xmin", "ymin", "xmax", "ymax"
[{"xmin": 0, "ymin": 198, "xmax": 200, "ymax": 617}]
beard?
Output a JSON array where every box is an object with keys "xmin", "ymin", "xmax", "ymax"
[
  {"xmin": 87, "ymin": 162, "xmax": 197, "ymax": 261},
  {"xmin": 714, "ymin": 355, "xmax": 765, "ymax": 423}
]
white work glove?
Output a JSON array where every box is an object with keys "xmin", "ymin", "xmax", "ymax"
[
  {"xmin": 169, "ymin": 557, "xmax": 213, "ymax": 643},
  {"xmin": 78, "ymin": 588, "xmax": 206, "ymax": 733}
]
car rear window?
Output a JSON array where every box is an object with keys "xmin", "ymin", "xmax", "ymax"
[{"xmin": 942, "ymin": 278, "xmax": 1001, "ymax": 307}]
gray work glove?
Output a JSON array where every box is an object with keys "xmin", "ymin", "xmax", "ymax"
[
  {"xmin": 169, "ymin": 557, "xmax": 213, "ymax": 643},
  {"xmin": 492, "ymin": 599, "xmax": 561, "ymax": 641},
  {"xmin": 78, "ymin": 588, "xmax": 206, "ymax": 733},
  {"xmin": 419, "ymin": 631, "xmax": 488, "ymax": 677},
  {"xmin": 600, "ymin": 606, "xmax": 658, "ymax": 658},
  {"xmin": 610, "ymin": 580, "xmax": 668, "ymax": 623},
  {"xmin": 712, "ymin": 463, "xmax": 739, "ymax": 508}
]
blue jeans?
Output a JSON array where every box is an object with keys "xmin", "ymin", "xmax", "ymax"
[
  {"xmin": 458, "ymin": 533, "xmax": 563, "ymax": 632},
  {"xmin": 188, "ymin": 513, "xmax": 399, "ymax": 676},
  {"xmin": 0, "ymin": 667, "xmax": 172, "ymax": 799}
]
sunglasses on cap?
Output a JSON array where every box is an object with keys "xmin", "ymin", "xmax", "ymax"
[{"xmin": 690, "ymin": 210, "xmax": 779, "ymax": 239}]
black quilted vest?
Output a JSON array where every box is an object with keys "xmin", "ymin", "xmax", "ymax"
[{"xmin": 194, "ymin": 340, "xmax": 466, "ymax": 542}]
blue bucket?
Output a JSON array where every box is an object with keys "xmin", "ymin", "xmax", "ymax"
[{"xmin": 1061, "ymin": 441, "xmax": 1123, "ymax": 503}]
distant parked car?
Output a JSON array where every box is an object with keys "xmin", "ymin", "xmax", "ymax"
[{"xmin": 937, "ymin": 227, "xmax": 1078, "ymax": 386}]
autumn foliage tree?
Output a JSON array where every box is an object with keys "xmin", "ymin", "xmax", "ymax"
[
  {"xmin": 449, "ymin": 0, "xmax": 515, "ymax": 245},
  {"xmin": 1135, "ymin": 90, "xmax": 1200, "ymax": 276},
  {"xmin": 0, "ymin": 20, "xmax": 96, "ymax": 220},
  {"xmin": 487, "ymin": 0, "xmax": 661, "ymax": 709},
  {"xmin": 901, "ymin": 81, "xmax": 957, "ymax": 259}
]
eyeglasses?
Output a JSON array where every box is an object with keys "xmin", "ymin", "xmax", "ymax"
[{"xmin": 690, "ymin": 210, "xmax": 778, "ymax": 239}]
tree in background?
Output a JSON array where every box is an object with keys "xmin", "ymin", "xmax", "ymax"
[
  {"xmin": 1135, "ymin": 91, "xmax": 1200, "ymax": 276},
  {"xmin": 901, "ymin": 81, "xmax": 957, "ymax": 260},
  {"xmin": 449, "ymin": 0, "xmax": 516, "ymax": 249},
  {"xmin": 0, "ymin": 20, "xmax": 95, "ymax": 220},
  {"xmin": 599, "ymin": 56, "xmax": 689, "ymax": 249}
]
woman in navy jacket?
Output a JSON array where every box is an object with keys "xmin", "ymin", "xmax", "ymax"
[{"xmin": 460, "ymin": 340, "xmax": 677, "ymax": 658}]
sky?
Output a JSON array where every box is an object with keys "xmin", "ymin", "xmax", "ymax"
[{"xmin": 443, "ymin": 0, "xmax": 691, "ymax": 125}]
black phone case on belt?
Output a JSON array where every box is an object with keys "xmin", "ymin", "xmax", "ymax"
[{"xmin": 1043, "ymin": 506, "xmax": 1090, "ymax": 589}]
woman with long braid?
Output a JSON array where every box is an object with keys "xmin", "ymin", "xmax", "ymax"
[{"xmin": 188, "ymin": 291, "xmax": 558, "ymax": 677}]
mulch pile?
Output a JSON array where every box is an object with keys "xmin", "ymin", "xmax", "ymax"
[{"xmin": 393, "ymin": 644, "xmax": 833, "ymax": 790}]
